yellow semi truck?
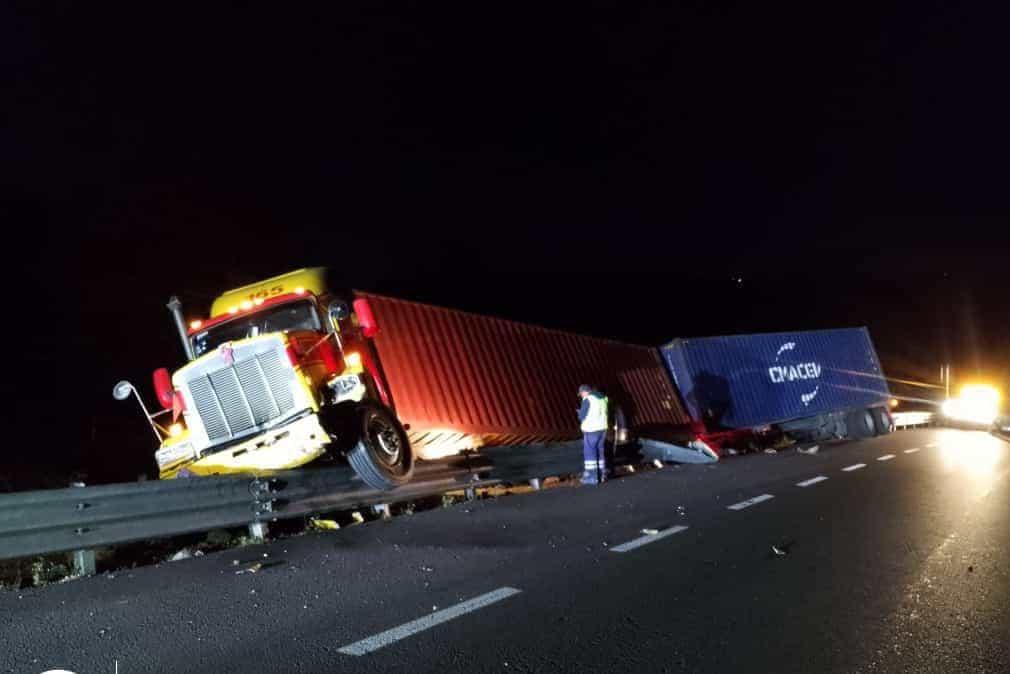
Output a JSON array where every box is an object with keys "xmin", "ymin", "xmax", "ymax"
[{"xmin": 118, "ymin": 268, "xmax": 414, "ymax": 490}]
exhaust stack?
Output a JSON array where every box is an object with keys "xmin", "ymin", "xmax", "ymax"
[{"xmin": 167, "ymin": 296, "xmax": 196, "ymax": 361}]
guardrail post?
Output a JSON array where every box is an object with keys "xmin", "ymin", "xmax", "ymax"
[{"xmin": 70, "ymin": 481, "xmax": 97, "ymax": 576}]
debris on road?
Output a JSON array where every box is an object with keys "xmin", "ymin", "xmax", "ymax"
[
  {"xmin": 797, "ymin": 445, "xmax": 820, "ymax": 455},
  {"xmin": 350, "ymin": 511, "xmax": 365, "ymax": 525},
  {"xmin": 764, "ymin": 448, "xmax": 778, "ymax": 454},
  {"xmin": 168, "ymin": 548, "xmax": 204, "ymax": 562},
  {"xmin": 771, "ymin": 546, "xmax": 787, "ymax": 556},
  {"xmin": 310, "ymin": 518, "xmax": 340, "ymax": 531},
  {"xmin": 652, "ymin": 459, "xmax": 664, "ymax": 468},
  {"xmin": 235, "ymin": 562, "xmax": 263, "ymax": 575}
]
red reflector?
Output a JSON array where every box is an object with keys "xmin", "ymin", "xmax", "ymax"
[
  {"xmin": 153, "ymin": 368, "xmax": 174, "ymax": 409},
  {"xmin": 318, "ymin": 338, "xmax": 342, "ymax": 374},
  {"xmin": 353, "ymin": 298, "xmax": 380, "ymax": 338}
]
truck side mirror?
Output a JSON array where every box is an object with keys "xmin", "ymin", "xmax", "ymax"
[{"xmin": 328, "ymin": 300, "xmax": 350, "ymax": 322}]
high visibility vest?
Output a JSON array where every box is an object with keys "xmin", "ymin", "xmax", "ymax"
[{"xmin": 581, "ymin": 395, "xmax": 609, "ymax": 432}]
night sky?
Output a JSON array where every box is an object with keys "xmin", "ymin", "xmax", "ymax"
[{"xmin": 4, "ymin": 2, "xmax": 1007, "ymax": 484}]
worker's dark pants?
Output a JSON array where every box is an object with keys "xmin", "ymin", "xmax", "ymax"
[{"xmin": 582, "ymin": 431, "xmax": 607, "ymax": 484}]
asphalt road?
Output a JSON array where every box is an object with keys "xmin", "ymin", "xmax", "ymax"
[{"xmin": 3, "ymin": 428, "xmax": 1008, "ymax": 674}]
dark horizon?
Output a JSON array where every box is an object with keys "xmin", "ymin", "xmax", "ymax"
[{"xmin": 4, "ymin": 2, "xmax": 1008, "ymax": 483}]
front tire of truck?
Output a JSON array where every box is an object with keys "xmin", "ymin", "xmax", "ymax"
[{"xmin": 347, "ymin": 401, "xmax": 414, "ymax": 490}]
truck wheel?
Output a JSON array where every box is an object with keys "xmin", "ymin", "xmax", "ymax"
[
  {"xmin": 347, "ymin": 402, "xmax": 414, "ymax": 490},
  {"xmin": 845, "ymin": 408, "xmax": 876, "ymax": 440},
  {"xmin": 870, "ymin": 406, "xmax": 893, "ymax": 435}
]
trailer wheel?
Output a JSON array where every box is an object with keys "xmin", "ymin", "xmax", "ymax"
[
  {"xmin": 869, "ymin": 406, "xmax": 893, "ymax": 435},
  {"xmin": 347, "ymin": 402, "xmax": 414, "ymax": 490},
  {"xmin": 845, "ymin": 408, "xmax": 876, "ymax": 440}
]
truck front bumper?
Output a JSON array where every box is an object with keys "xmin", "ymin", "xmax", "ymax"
[{"xmin": 162, "ymin": 413, "xmax": 332, "ymax": 478}]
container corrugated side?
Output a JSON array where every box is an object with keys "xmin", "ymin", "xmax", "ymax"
[
  {"xmin": 660, "ymin": 327, "xmax": 890, "ymax": 429},
  {"xmin": 359, "ymin": 293, "xmax": 691, "ymax": 458}
]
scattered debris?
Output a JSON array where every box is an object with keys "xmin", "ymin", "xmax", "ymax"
[
  {"xmin": 652, "ymin": 459, "xmax": 664, "ymax": 468},
  {"xmin": 771, "ymin": 546, "xmax": 786, "ymax": 556},
  {"xmin": 311, "ymin": 518, "xmax": 340, "ymax": 531},
  {"xmin": 350, "ymin": 511, "xmax": 365, "ymax": 525},
  {"xmin": 235, "ymin": 562, "xmax": 263, "ymax": 575},
  {"xmin": 797, "ymin": 445, "xmax": 820, "ymax": 455},
  {"xmin": 725, "ymin": 448, "xmax": 739, "ymax": 455},
  {"xmin": 641, "ymin": 528, "xmax": 659, "ymax": 536},
  {"xmin": 764, "ymin": 448, "xmax": 778, "ymax": 454},
  {"xmin": 168, "ymin": 548, "xmax": 203, "ymax": 562},
  {"xmin": 968, "ymin": 566, "xmax": 974, "ymax": 573}
]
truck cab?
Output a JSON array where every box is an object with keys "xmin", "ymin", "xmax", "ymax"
[{"xmin": 137, "ymin": 268, "xmax": 413, "ymax": 490}]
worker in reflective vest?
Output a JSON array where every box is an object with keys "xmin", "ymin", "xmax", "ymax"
[{"xmin": 577, "ymin": 385, "xmax": 609, "ymax": 484}]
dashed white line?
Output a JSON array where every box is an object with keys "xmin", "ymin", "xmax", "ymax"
[
  {"xmin": 611, "ymin": 525, "xmax": 689, "ymax": 553},
  {"xmin": 877, "ymin": 454, "xmax": 895, "ymax": 461},
  {"xmin": 903, "ymin": 447, "xmax": 921, "ymax": 454},
  {"xmin": 842, "ymin": 463, "xmax": 866, "ymax": 472},
  {"xmin": 727, "ymin": 494, "xmax": 775, "ymax": 511},
  {"xmin": 796, "ymin": 476, "xmax": 828, "ymax": 487},
  {"xmin": 338, "ymin": 587, "xmax": 522, "ymax": 655}
]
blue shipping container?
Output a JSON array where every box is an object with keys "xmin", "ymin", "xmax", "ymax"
[{"xmin": 660, "ymin": 328, "xmax": 890, "ymax": 429}]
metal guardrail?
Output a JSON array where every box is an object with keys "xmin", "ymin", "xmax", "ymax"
[
  {"xmin": 891, "ymin": 411, "xmax": 935, "ymax": 429},
  {"xmin": 0, "ymin": 442, "xmax": 586, "ymax": 562}
]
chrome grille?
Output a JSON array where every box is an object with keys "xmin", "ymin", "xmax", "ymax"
[{"xmin": 186, "ymin": 345, "xmax": 297, "ymax": 443}]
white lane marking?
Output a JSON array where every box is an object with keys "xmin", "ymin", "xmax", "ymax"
[
  {"xmin": 338, "ymin": 587, "xmax": 522, "ymax": 655},
  {"xmin": 877, "ymin": 454, "xmax": 895, "ymax": 461},
  {"xmin": 611, "ymin": 525, "xmax": 689, "ymax": 553},
  {"xmin": 842, "ymin": 463, "xmax": 866, "ymax": 472},
  {"xmin": 727, "ymin": 494, "xmax": 775, "ymax": 511},
  {"xmin": 904, "ymin": 447, "xmax": 921, "ymax": 454},
  {"xmin": 796, "ymin": 476, "xmax": 828, "ymax": 487}
]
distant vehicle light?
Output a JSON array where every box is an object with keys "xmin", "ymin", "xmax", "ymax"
[
  {"xmin": 189, "ymin": 319, "xmax": 203, "ymax": 330},
  {"xmin": 168, "ymin": 423, "xmax": 184, "ymax": 438},
  {"xmin": 943, "ymin": 384, "xmax": 1001, "ymax": 424}
]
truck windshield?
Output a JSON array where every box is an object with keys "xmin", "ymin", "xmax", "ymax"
[{"xmin": 192, "ymin": 300, "xmax": 322, "ymax": 357}]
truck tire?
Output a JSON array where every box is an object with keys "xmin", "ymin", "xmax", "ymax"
[
  {"xmin": 845, "ymin": 408, "xmax": 876, "ymax": 440},
  {"xmin": 347, "ymin": 401, "xmax": 414, "ymax": 490},
  {"xmin": 870, "ymin": 406, "xmax": 893, "ymax": 435}
]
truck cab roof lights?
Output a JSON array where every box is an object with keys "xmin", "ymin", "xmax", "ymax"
[
  {"xmin": 188, "ymin": 292, "xmax": 318, "ymax": 335},
  {"xmin": 189, "ymin": 320, "xmax": 203, "ymax": 330}
]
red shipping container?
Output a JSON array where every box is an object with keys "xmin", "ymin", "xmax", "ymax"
[{"xmin": 358, "ymin": 293, "xmax": 692, "ymax": 458}]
